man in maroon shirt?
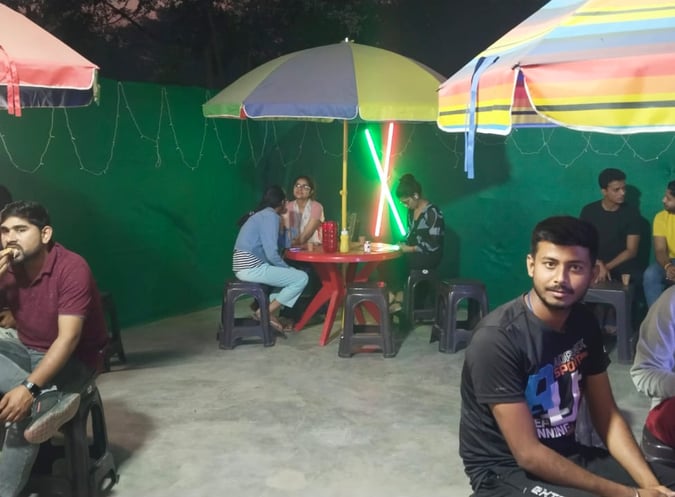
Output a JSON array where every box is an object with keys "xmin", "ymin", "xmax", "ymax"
[{"xmin": 0, "ymin": 200, "xmax": 107, "ymax": 497}]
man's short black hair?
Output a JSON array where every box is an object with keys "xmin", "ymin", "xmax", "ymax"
[
  {"xmin": 0, "ymin": 201, "xmax": 51, "ymax": 230},
  {"xmin": 530, "ymin": 216, "xmax": 598, "ymax": 264},
  {"xmin": 598, "ymin": 168, "xmax": 626, "ymax": 189},
  {"xmin": 668, "ymin": 180, "xmax": 675, "ymax": 197}
]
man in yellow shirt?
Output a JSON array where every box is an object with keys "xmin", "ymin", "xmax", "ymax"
[{"xmin": 644, "ymin": 180, "xmax": 675, "ymax": 306}]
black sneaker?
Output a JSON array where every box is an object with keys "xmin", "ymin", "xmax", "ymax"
[{"xmin": 24, "ymin": 391, "xmax": 80, "ymax": 444}]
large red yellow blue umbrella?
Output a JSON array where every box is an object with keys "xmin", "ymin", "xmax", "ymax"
[
  {"xmin": 203, "ymin": 40, "xmax": 444, "ymax": 230},
  {"xmin": 0, "ymin": 4, "xmax": 99, "ymax": 117},
  {"xmin": 437, "ymin": 0, "xmax": 675, "ymax": 177}
]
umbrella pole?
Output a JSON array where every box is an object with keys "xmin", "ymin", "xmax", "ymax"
[{"xmin": 341, "ymin": 120, "xmax": 348, "ymax": 230}]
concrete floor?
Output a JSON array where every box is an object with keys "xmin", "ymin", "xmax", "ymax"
[{"xmin": 95, "ymin": 301, "xmax": 651, "ymax": 497}]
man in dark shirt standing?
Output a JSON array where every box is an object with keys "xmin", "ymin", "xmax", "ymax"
[
  {"xmin": 460, "ymin": 216, "xmax": 675, "ymax": 497},
  {"xmin": 580, "ymin": 168, "xmax": 641, "ymax": 283}
]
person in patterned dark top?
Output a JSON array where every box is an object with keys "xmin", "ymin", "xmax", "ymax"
[
  {"xmin": 384, "ymin": 174, "xmax": 445, "ymax": 311},
  {"xmin": 396, "ymin": 173, "xmax": 445, "ymax": 267}
]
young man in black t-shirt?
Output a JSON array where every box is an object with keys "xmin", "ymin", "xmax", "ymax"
[
  {"xmin": 460, "ymin": 216, "xmax": 675, "ymax": 497},
  {"xmin": 579, "ymin": 168, "xmax": 641, "ymax": 283}
]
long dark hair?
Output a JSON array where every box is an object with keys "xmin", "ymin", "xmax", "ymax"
[{"xmin": 236, "ymin": 185, "xmax": 286, "ymax": 227}]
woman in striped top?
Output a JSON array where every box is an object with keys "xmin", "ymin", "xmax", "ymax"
[{"xmin": 232, "ymin": 186, "xmax": 309, "ymax": 333}]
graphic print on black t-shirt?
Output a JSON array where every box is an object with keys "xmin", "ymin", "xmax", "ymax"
[{"xmin": 526, "ymin": 338, "xmax": 588, "ymax": 446}]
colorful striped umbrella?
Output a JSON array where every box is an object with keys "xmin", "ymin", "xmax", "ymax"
[
  {"xmin": 436, "ymin": 0, "xmax": 675, "ymax": 177},
  {"xmin": 203, "ymin": 40, "xmax": 444, "ymax": 229},
  {"xmin": 0, "ymin": 4, "xmax": 99, "ymax": 117}
]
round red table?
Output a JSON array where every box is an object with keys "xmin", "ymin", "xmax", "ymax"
[{"xmin": 285, "ymin": 242, "xmax": 401, "ymax": 345}]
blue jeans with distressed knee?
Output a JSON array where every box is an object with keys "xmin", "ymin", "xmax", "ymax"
[{"xmin": 0, "ymin": 328, "xmax": 92, "ymax": 497}]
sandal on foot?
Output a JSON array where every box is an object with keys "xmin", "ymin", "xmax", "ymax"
[
  {"xmin": 278, "ymin": 316, "xmax": 295, "ymax": 332},
  {"xmin": 269, "ymin": 317, "xmax": 288, "ymax": 338}
]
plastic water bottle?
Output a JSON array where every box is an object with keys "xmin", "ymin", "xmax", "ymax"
[{"xmin": 339, "ymin": 229, "xmax": 350, "ymax": 253}]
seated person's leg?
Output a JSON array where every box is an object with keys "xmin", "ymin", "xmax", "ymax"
[
  {"xmin": 618, "ymin": 270, "xmax": 648, "ymax": 329},
  {"xmin": 270, "ymin": 267, "xmax": 309, "ymax": 310},
  {"xmin": 0, "ymin": 334, "xmax": 39, "ymax": 497},
  {"xmin": 476, "ymin": 447, "xmax": 675, "ymax": 496},
  {"xmin": 375, "ymin": 258, "xmax": 406, "ymax": 312},
  {"xmin": 377, "ymin": 258, "xmax": 406, "ymax": 293},
  {"xmin": 645, "ymin": 397, "xmax": 675, "ymax": 452},
  {"xmin": 406, "ymin": 252, "xmax": 441, "ymax": 308},
  {"xmin": 280, "ymin": 261, "xmax": 316, "ymax": 322},
  {"xmin": 644, "ymin": 262, "xmax": 667, "ymax": 307},
  {"xmin": 473, "ymin": 465, "xmax": 600, "ymax": 497}
]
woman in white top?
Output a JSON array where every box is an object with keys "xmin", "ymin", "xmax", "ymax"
[
  {"xmin": 279, "ymin": 176, "xmax": 325, "ymax": 324},
  {"xmin": 283, "ymin": 175, "xmax": 325, "ymax": 247}
]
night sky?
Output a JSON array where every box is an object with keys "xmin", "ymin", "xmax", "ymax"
[{"xmin": 364, "ymin": 0, "xmax": 548, "ymax": 78}]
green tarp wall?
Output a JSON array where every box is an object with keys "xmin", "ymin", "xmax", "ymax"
[{"xmin": 1, "ymin": 78, "xmax": 674, "ymax": 327}]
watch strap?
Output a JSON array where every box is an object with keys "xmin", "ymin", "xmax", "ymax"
[{"xmin": 21, "ymin": 379, "xmax": 41, "ymax": 398}]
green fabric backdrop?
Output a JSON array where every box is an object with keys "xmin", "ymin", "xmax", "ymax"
[{"xmin": 1, "ymin": 78, "xmax": 674, "ymax": 327}]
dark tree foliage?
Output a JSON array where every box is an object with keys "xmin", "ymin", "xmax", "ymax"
[
  {"xmin": 4, "ymin": 0, "xmax": 548, "ymax": 87},
  {"xmin": 5, "ymin": 0, "xmax": 401, "ymax": 87}
]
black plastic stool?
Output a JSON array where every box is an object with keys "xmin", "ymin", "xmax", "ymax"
[
  {"xmin": 26, "ymin": 378, "xmax": 119, "ymax": 497},
  {"xmin": 339, "ymin": 281, "xmax": 395, "ymax": 358},
  {"xmin": 404, "ymin": 269, "xmax": 439, "ymax": 323},
  {"xmin": 642, "ymin": 425, "xmax": 675, "ymax": 467},
  {"xmin": 100, "ymin": 292, "xmax": 126, "ymax": 372},
  {"xmin": 430, "ymin": 279, "xmax": 489, "ymax": 353},
  {"xmin": 218, "ymin": 280, "xmax": 274, "ymax": 349},
  {"xmin": 582, "ymin": 281, "xmax": 635, "ymax": 363}
]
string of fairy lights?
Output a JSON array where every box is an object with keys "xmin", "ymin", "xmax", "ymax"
[
  {"xmin": 1, "ymin": 81, "xmax": 675, "ymax": 176},
  {"xmin": 504, "ymin": 127, "xmax": 675, "ymax": 169}
]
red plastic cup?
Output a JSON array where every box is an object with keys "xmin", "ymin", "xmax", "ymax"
[{"xmin": 322, "ymin": 221, "xmax": 338, "ymax": 253}]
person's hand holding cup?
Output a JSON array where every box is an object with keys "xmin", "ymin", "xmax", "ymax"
[{"xmin": 358, "ymin": 235, "xmax": 367, "ymax": 251}]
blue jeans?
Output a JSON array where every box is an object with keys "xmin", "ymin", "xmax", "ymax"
[
  {"xmin": 0, "ymin": 328, "xmax": 92, "ymax": 497},
  {"xmin": 643, "ymin": 258, "xmax": 675, "ymax": 307},
  {"xmin": 235, "ymin": 264, "xmax": 308, "ymax": 309}
]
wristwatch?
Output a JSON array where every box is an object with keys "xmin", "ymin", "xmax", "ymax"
[{"xmin": 21, "ymin": 379, "xmax": 42, "ymax": 398}]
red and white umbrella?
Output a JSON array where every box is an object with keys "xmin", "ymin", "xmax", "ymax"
[{"xmin": 0, "ymin": 3, "xmax": 99, "ymax": 117}]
